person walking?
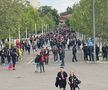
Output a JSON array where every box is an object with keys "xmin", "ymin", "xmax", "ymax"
[
  {"xmin": 7, "ymin": 49, "xmax": 11, "ymax": 64},
  {"xmin": 82, "ymin": 44, "xmax": 88, "ymax": 61},
  {"xmin": 44, "ymin": 47, "xmax": 49, "ymax": 65},
  {"xmin": 41, "ymin": 47, "xmax": 45, "ymax": 56},
  {"xmin": 52, "ymin": 45, "xmax": 58, "ymax": 62},
  {"xmin": 27, "ymin": 44, "xmax": 30, "ymax": 55},
  {"xmin": 56, "ymin": 67, "xmax": 67, "ymax": 90},
  {"xmin": 34, "ymin": 53, "xmax": 40, "ymax": 72},
  {"xmin": 95, "ymin": 44, "xmax": 100, "ymax": 61},
  {"xmin": 72, "ymin": 45, "xmax": 77, "ymax": 62},
  {"xmin": 77, "ymin": 39, "xmax": 81, "ymax": 50},
  {"xmin": 68, "ymin": 71, "xmax": 81, "ymax": 90},
  {"xmin": 39, "ymin": 52, "xmax": 45, "ymax": 73},
  {"xmin": 0, "ymin": 49, "xmax": 5, "ymax": 64},
  {"xmin": 11, "ymin": 50, "xmax": 17, "ymax": 70},
  {"xmin": 102, "ymin": 45, "xmax": 107, "ymax": 60},
  {"xmin": 59, "ymin": 48, "xmax": 65, "ymax": 66}
]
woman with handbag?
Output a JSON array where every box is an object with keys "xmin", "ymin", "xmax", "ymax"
[{"xmin": 68, "ymin": 71, "xmax": 81, "ymax": 90}]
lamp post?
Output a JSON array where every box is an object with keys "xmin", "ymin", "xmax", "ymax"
[
  {"xmin": 35, "ymin": 23, "xmax": 37, "ymax": 35},
  {"xmin": 46, "ymin": 24, "xmax": 48, "ymax": 33},
  {"xmin": 93, "ymin": 0, "xmax": 96, "ymax": 62},
  {"xmin": 18, "ymin": 25, "xmax": 21, "ymax": 42},
  {"xmin": 43, "ymin": 24, "xmax": 45, "ymax": 34},
  {"xmin": 26, "ymin": 27, "xmax": 28, "ymax": 39},
  {"xmin": 42, "ymin": 24, "xmax": 44, "ymax": 35},
  {"xmin": 9, "ymin": 29, "xmax": 11, "ymax": 49}
]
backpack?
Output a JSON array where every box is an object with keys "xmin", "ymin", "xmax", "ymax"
[{"xmin": 35, "ymin": 55, "xmax": 40, "ymax": 63}]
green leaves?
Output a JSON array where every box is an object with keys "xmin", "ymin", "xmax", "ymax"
[
  {"xmin": 0, "ymin": 1, "xmax": 58, "ymax": 38},
  {"xmin": 68, "ymin": 0, "xmax": 108, "ymax": 40},
  {"xmin": 39, "ymin": 6, "xmax": 59, "ymax": 25}
]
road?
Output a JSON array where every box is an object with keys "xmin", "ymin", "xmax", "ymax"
[{"xmin": 0, "ymin": 47, "xmax": 108, "ymax": 90}]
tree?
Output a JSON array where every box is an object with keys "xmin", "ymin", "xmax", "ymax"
[
  {"xmin": 60, "ymin": 7, "xmax": 73, "ymax": 16},
  {"xmin": 39, "ymin": 6, "xmax": 59, "ymax": 25},
  {"xmin": 68, "ymin": 0, "xmax": 108, "ymax": 41},
  {"xmin": 0, "ymin": 0, "xmax": 59, "ymax": 39}
]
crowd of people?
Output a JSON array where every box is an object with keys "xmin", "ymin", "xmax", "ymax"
[
  {"xmin": 33, "ymin": 26, "xmax": 79, "ymax": 73},
  {"xmin": 0, "ymin": 26, "xmax": 108, "ymax": 71},
  {"xmin": 49, "ymin": 27, "xmax": 78, "ymax": 66},
  {"xmin": 0, "ymin": 26, "xmax": 108, "ymax": 90},
  {"xmin": 0, "ymin": 44, "xmax": 24, "ymax": 70},
  {"xmin": 34, "ymin": 47, "xmax": 49, "ymax": 73},
  {"xmin": 82, "ymin": 43, "xmax": 108, "ymax": 62}
]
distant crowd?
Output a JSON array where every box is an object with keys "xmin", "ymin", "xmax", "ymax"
[{"xmin": 0, "ymin": 26, "xmax": 108, "ymax": 71}]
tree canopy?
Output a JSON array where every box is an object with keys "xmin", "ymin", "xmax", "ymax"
[
  {"xmin": 67, "ymin": 0, "xmax": 108, "ymax": 40},
  {"xmin": 0, "ymin": 0, "xmax": 59, "ymax": 38}
]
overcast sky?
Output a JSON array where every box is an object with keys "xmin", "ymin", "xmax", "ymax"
[{"xmin": 39, "ymin": 0, "xmax": 80, "ymax": 13}]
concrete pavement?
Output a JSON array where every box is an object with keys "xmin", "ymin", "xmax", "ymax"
[{"xmin": 0, "ymin": 48, "xmax": 108, "ymax": 90}]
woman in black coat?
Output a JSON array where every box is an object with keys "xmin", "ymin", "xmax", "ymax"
[
  {"xmin": 11, "ymin": 51, "xmax": 17, "ymax": 70},
  {"xmin": 1, "ymin": 49, "xmax": 5, "ymax": 64},
  {"xmin": 35, "ymin": 54, "xmax": 40, "ymax": 72},
  {"xmin": 68, "ymin": 71, "xmax": 81, "ymax": 90}
]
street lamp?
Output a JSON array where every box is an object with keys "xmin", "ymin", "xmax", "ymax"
[
  {"xmin": 42, "ymin": 24, "xmax": 44, "ymax": 35},
  {"xmin": 9, "ymin": 29, "xmax": 11, "ymax": 49},
  {"xmin": 35, "ymin": 23, "xmax": 37, "ymax": 35},
  {"xmin": 26, "ymin": 27, "xmax": 28, "ymax": 39},
  {"xmin": 18, "ymin": 25, "xmax": 21, "ymax": 42},
  {"xmin": 93, "ymin": 0, "xmax": 96, "ymax": 62}
]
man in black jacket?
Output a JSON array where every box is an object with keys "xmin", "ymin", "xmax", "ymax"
[
  {"xmin": 95, "ymin": 44, "xmax": 100, "ymax": 61},
  {"xmin": 82, "ymin": 44, "xmax": 88, "ymax": 61},
  {"xmin": 56, "ymin": 67, "xmax": 67, "ymax": 90},
  {"xmin": 0, "ymin": 49, "xmax": 5, "ymax": 64},
  {"xmin": 72, "ymin": 45, "xmax": 77, "ymax": 62},
  {"xmin": 102, "ymin": 45, "xmax": 107, "ymax": 60},
  {"xmin": 35, "ymin": 53, "xmax": 40, "ymax": 72},
  {"xmin": 44, "ymin": 47, "xmax": 49, "ymax": 65},
  {"xmin": 11, "ymin": 51, "xmax": 17, "ymax": 70}
]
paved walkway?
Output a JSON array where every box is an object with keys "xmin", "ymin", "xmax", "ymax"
[{"xmin": 0, "ymin": 48, "xmax": 108, "ymax": 90}]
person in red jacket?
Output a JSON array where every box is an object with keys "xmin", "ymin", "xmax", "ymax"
[
  {"xmin": 41, "ymin": 47, "xmax": 45, "ymax": 56},
  {"xmin": 39, "ymin": 52, "xmax": 45, "ymax": 73}
]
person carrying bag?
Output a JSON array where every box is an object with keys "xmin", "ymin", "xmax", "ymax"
[{"xmin": 68, "ymin": 71, "xmax": 81, "ymax": 90}]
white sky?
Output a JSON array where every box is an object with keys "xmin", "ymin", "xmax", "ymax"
[{"xmin": 39, "ymin": 0, "xmax": 80, "ymax": 13}]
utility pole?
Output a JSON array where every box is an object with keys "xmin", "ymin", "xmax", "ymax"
[
  {"xmin": 9, "ymin": 29, "xmax": 11, "ymax": 49},
  {"xmin": 46, "ymin": 24, "xmax": 48, "ymax": 34},
  {"xmin": 35, "ymin": 23, "xmax": 37, "ymax": 35},
  {"xmin": 42, "ymin": 24, "xmax": 43, "ymax": 35},
  {"xmin": 43, "ymin": 24, "xmax": 45, "ymax": 34},
  {"xmin": 26, "ymin": 27, "xmax": 28, "ymax": 39},
  {"xmin": 44, "ymin": 24, "xmax": 47, "ymax": 34},
  {"xmin": 93, "ymin": 0, "xmax": 96, "ymax": 62},
  {"xmin": 18, "ymin": 25, "xmax": 21, "ymax": 42}
]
